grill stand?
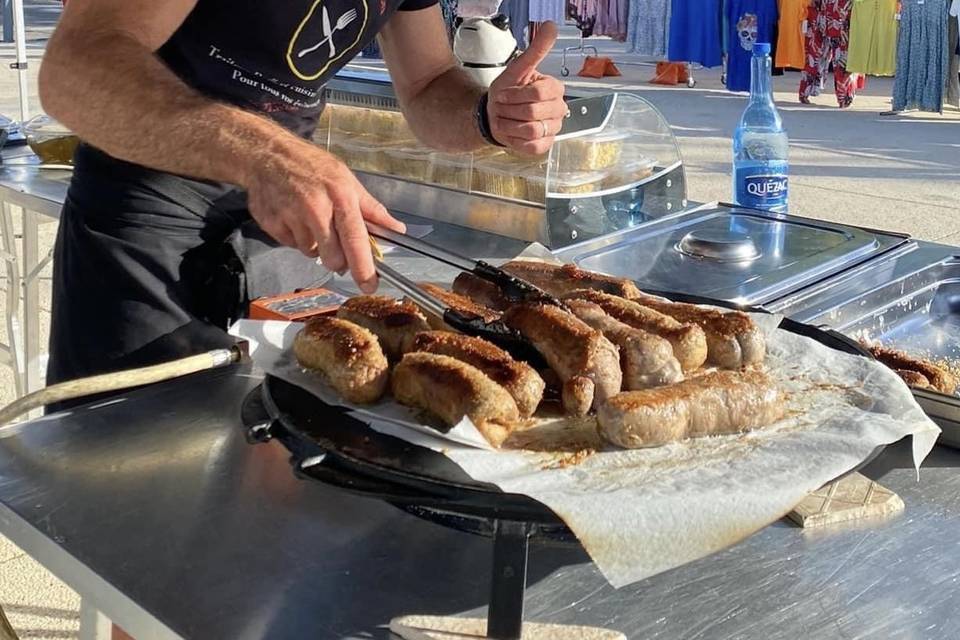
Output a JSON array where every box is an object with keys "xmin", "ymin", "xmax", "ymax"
[{"xmin": 487, "ymin": 520, "xmax": 531, "ymax": 639}]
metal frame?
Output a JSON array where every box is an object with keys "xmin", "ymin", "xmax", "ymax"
[{"xmin": 0, "ymin": 202, "xmax": 23, "ymax": 397}]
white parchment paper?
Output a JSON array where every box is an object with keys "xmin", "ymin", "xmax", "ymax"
[{"xmin": 231, "ymin": 308, "xmax": 940, "ymax": 589}]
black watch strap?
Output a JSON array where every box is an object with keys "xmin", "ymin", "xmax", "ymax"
[{"xmin": 476, "ymin": 93, "xmax": 504, "ymax": 148}]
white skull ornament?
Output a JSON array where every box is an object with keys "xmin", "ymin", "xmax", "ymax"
[{"xmin": 737, "ymin": 13, "xmax": 759, "ymax": 52}]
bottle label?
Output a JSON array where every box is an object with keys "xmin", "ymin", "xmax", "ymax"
[{"xmin": 736, "ymin": 171, "xmax": 788, "ymax": 211}]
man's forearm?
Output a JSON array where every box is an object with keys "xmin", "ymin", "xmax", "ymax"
[
  {"xmin": 395, "ymin": 65, "xmax": 489, "ymax": 153},
  {"xmin": 39, "ymin": 30, "xmax": 307, "ymax": 188}
]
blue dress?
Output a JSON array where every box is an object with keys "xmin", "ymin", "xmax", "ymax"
[
  {"xmin": 892, "ymin": 0, "xmax": 950, "ymax": 112},
  {"xmin": 668, "ymin": 0, "xmax": 724, "ymax": 67},
  {"xmin": 725, "ymin": 0, "xmax": 780, "ymax": 91}
]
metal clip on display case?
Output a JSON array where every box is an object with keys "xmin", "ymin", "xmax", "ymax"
[{"xmin": 317, "ymin": 70, "xmax": 687, "ymax": 248}]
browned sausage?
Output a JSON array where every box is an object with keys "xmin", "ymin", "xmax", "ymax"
[
  {"xmin": 293, "ymin": 317, "xmax": 389, "ymax": 404},
  {"xmin": 502, "ymin": 303, "xmax": 622, "ymax": 416},
  {"xmin": 597, "ymin": 370, "xmax": 784, "ymax": 448},
  {"xmin": 337, "ymin": 295, "xmax": 430, "ymax": 359},
  {"xmin": 410, "ymin": 331, "xmax": 544, "ymax": 417},
  {"xmin": 391, "ymin": 352, "xmax": 520, "ymax": 447}
]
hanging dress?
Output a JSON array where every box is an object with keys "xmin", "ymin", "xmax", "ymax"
[
  {"xmin": 500, "ymin": 0, "xmax": 531, "ymax": 48},
  {"xmin": 627, "ymin": 0, "xmax": 671, "ymax": 56},
  {"xmin": 596, "ymin": 0, "xmax": 629, "ymax": 40},
  {"xmin": 891, "ymin": 0, "xmax": 950, "ymax": 112},
  {"xmin": 727, "ymin": 0, "xmax": 780, "ymax": 91},
  {"xmin": 846, "ymin": 0, "xmax": 898, "ymax": 75},
  {"xmin": 668, "ymin": 0, "xmax": 724, "ymax": 66},
  {"xmin": 946, "ymin": 9, "xmax": 959, "ymax": 107},
  {"xmin": 776, "ymin": 0, "xmax": 810, "ymax": 68},
  {"xmin": 800, "ymin": 0, "xmax": 858, "ymax": 107},
  {"xmin": 530, "ymin": 0, "xmax": 566, "ymax": 23}
]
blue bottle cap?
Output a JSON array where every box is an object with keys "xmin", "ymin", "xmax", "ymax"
[{"xmin": 753, "ymin": 42, "xmax": 771, "ymax": 55}]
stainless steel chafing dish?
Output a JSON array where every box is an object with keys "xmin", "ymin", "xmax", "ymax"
[
  {"xmin": 770, "ymin": 241, "xmax": 960, "ymax": 446},
  {"xmin": 318, "ymin": 70, "xmax": 688, "ymax": 248}
]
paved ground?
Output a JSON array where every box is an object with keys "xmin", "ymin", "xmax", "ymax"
[{"xmin": 0, "ymin": 4, "xmax": 957, "ymax": 639}]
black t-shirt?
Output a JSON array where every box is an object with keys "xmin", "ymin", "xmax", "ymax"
[{"xmin": 157, "ymin": 0, "xmax": 437, "ymax": 137}]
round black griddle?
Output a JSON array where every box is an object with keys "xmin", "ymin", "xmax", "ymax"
[
  {"xmin": 248, "ymin": 293, "xmax": 871, "ymax": 527},
  {"xmin": 244, "ymin": 292, "xmax": 875, "ymax": 640}
]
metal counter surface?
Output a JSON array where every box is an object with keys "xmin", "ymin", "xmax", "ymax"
[{"xmin": 2, "ymin": 364, "xmax": 960, "ymax": 640}]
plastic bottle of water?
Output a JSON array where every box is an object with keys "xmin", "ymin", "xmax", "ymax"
[{"xmin": 733, "ymin": 42, "xmax": 788, "ymax": 213}]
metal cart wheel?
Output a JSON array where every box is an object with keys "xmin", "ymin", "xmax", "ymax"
[
  {"xmin": 561, "ymin": 67, "xmax": 570, "ymax": 77},
  {"xmin": 687, "ymin": 77, "xmax": 696, "ymax": 88}
]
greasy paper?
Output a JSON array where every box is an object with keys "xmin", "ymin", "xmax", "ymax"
[{"xmin": 230, "ymin": 303, "xmax": 940, "ymax": 590}]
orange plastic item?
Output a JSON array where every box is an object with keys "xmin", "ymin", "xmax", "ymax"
[
  {"xmin": 650, "ymin": 62, "xmax": 689, "ymax": 85},
  {"xmin": 578, "ymin": 56, "xmax": 609, "ymax": 78},
  {"xmin": 248, "ymin": 288, "xmax": 347, "ymax": 322}
]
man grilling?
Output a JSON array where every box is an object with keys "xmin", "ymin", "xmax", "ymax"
[{"xmin": 38, "ymin": 1, "xmax": 566, "ymax": 394}]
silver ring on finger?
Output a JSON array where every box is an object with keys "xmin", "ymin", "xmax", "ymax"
[{"xmin": 540, "ymin": 119, "xmax": 549, "ymax": 138}]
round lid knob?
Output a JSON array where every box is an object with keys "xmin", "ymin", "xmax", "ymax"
[{"xmin": 677, "ymin": 230, "xmax": 761, "ymax": 263}]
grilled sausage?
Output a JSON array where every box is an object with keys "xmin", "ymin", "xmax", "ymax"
[
  {"xmin": 564, "ymin": 290, "xmax": 708, "ymax": 373},
  {"xmin": 866, "ymin": 344, "xmax": 957, "ymax": 395},
  {"xmin": 410, "ymin": 331, "xmax": 544, "ymax": 417},
  {"xmin": 629, "ymin": 293, "xmax": 766, "ymax": 369},
  {"xmin": 598, "ymin": 370, "xmax": 784, "ymax": 448},
  {"xmin": 502, "ymin": 303, "xmax": 622, "ymax": 416},
  {"xmin": 896, "ymin": 369, "xmax": 932, "ymax": 389},
  {"xmin": 293, "ymin": 317, "xmax": 389, "ymax": 404},
  {"xmin": 391, "ymin": 352, "xmax": 520, "ymax": 447},
  {"xmin": 337, "ymin": 295, "xmax": 430, "ymax": 360},
  {"xmin": 414, "ymin": 283, "xmax": 502, "ymax": 331},
  {"xmin": 565, "ymin": 299, "xmax": 683, "ymax": 390},
  {"xmin": 502, "ymin": 260, "xmax": 643, "ymax": 299},
  {"xmin": 452, "ymin": 273, "xmax": 510, "ymax": 310}
]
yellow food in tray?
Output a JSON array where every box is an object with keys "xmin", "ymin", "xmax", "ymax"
[
  {"xmin": 330, "ymin": 135, "xmax": 388, "ymax": 174},
  {"xmin": 525, "ymin": 170, "xmax": 608, "ymax": 202},
  {"xmin": 429, "ymin": 153, "xmax": 473, "ymax": 190},
  {"xmin": 28, "ymin": 135, "xmax": 80, "ymax": 165},
  {"xmin": 601, "ymin": 158, "xmax": 656, "ymax": 189},
  {"xmin": 472, "ymin": 160, "xmax": 530, "ymax": 200},
  {"xmin": 554, "ymin": 130, "xmax": 630, "ymax": 172},
  {"xmin": 384, "ymin": 145, "xmax": 432, "ymax": 182}
]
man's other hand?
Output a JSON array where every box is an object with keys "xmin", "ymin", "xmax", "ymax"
[{"xmin": 487, "ymin": 21, "xmax": 567, "ymax": 156}]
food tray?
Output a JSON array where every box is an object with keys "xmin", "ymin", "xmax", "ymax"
[
  {"xmin": 552, "ymin": 129, "xmax": 631, "ymax": 172},
  {"xmin": 525, "ymin": 169, "xmax": 607, "ymax": 203},
  {"xmin": 384, "ymin": 145, "xmax": 432, "ymax": 182},
  {"xmin": 777, "ymin": 251, "xmax": 960, "ymax": 447},
  {"xmin": 330, "ymin": 135, "xmax": 388, "ymax": 174}
]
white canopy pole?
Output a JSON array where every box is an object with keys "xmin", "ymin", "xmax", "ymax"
[{"xmin": 10, "ymin": 0, "xmax": 29, "ymax": 122}]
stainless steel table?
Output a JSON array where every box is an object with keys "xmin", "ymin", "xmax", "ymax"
[
  {"xmin": 1, "ymin": 363, "xmax": 959, "ymax": 640},
  {"xmin": 0, "ymin": 146, "xmax": 69, "ymax": 395}
]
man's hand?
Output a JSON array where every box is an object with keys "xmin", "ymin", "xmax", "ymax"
[
  {"xmin": 245, "ymin": 141, "xmax": 405, "ymax": 293},
  {"xmin": 487, "ymin": 21, "xmax": 567, "ymax": 155}
]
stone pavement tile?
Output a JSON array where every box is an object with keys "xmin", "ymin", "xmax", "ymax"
[
  {"xmin": 0, "ymin": 553, "xmax": 80, "ymax": 640},
  {"xmin": 0, "ymin": 533, "xmax": 24, "ymax": 564}
]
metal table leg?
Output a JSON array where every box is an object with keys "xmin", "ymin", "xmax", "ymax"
[
  {"xmin": 21, "ymin": 208, "xmax": 41, "ymax": 393},
  {"xmin": 0, "ymin": 202, "xmax": 23, "ymax": 397},
  {"xmin": 486, "ymin": 520, "xmax": 532, "ymax": 640},
  {"xmin": 78, "ymin": 599, "xmax": 111, "ymax": 640}
]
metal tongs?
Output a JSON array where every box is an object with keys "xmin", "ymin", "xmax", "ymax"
[{"xmin": 366, "ymin": 222, "xmax": 559, "ymax": 365}]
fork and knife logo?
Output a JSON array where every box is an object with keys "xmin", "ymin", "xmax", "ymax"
[
  {"xmin": 298, "ymin": 7, "xmax": 358, "ymax": 59},
  {"xmin": 286, "ymin": 0, "xmax": 369, "ymax": 81}
]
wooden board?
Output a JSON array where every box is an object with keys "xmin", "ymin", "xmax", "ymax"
[
  {"xmin": 390, "ymin": 616, "xmax": 626, "ymax": 640},
  {"xmin": 788, "ymin": 472, "xmax": 904, "ymax": 528}
]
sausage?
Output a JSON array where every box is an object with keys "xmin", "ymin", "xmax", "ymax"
[
  {"xmin": 597, "ymin": 370, "xmax": 784, "ymax": 448},
  {"xmin": 896, "ymin": 369, "xmax": 932, "ymax": 389},
  {"xmin": 391, "ymin": 352, "xmax": 520, "ymax": 447},
  {"xmin": 564, "ymin": 289, "xmax": 708, "ymax": 373},
  {"xmin": 866, "ymin": 344, "xmax": 957, "ymax": 395},
  {"xmin": 565, "ymin": 299, "xmax": 683, "ymax": 390},
  {"xmin": 337, "ymin": 295, "xmax": 430, "ymax": 359},
  {"xmin": 410, "ymin": 331, "xmax": 545, "ymax": 417},
  {"xmin": 502, "ymin": 260, "xmax": 643, "ymax": 298},
  {"xmin": 502, "ymin": 303, "xmax": 622, "ymax": 416},
  {"xmin": 630, "ymin": 293, "xmax": 766, "ymax": 369},
  {"xmin": 293, "ymin": 317, "xmax": 389, "ymax": 404},
  {"xmin": 414, "ymin": 283, "xmax": 502, "ymax": 331},
  {"xmin": 452, "ymin": 273, "xmax": 510, "ymax": 310}
]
